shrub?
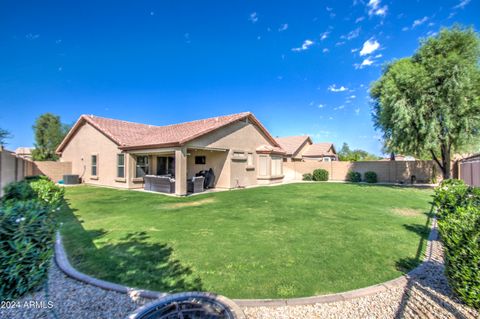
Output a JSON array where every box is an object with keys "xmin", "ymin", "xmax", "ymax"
[
  {"xmin": 2, "ymin": 180, "xmax": 36, "ymax": 205},
  {"xmin": 0, "ymin": 200, "xmax": 57, "ymax": 300},
  {"xmin": 364, "ymin": 171, "xmax": 378, "ymax": 183},
  {"xmin": 434, "ymin": 181, "xmax": 480, "ymax": 309},
  {"xmin": 346, "ymin": 171, "xmax": 362, "ymax": 183},
  {"xmin": 432, "ymin": 179, "xmax": 470, "ymax": 220},
  {"xmin": 302, "ymin": 173, "xmax": 313, "ymax": 181},
  {"xmin": 30, "ymin": 178, "xmax": 64, "ymax": 208},
  {"xmin": 438, "ymin": 205, "xmax": 480, "ymax": 309},
  {"xmin": 312, "ymin": 169, "xmax": 329, "ymax": 181}
]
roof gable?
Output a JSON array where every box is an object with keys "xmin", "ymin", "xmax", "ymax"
[
  {"xmin": 303, "ymin": 143, "xmax": 337, "ymax": 157},
  {"xmin": 275, "ymin": 136, "xmax": 312, "ymax": 156},
  {"xmin": 57, "ymin": 112, "xmax": 280, "ymax": 153}
]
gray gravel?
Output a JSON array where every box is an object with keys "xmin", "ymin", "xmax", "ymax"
[{"xmin": 1, "ymin": 224, "xmax": 478, "ymax": 319}]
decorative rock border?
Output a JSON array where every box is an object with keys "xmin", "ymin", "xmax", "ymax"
[{"xmin": 55, "ymin": 217, "xmax": 438, "ymax": 308}]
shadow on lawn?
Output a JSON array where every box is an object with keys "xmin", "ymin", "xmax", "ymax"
[{"xmin": 59, "ymin": 199, "xmax": 203, "ymax": 293}]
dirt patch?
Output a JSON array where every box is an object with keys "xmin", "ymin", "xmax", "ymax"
[
  {"xmin": 391, "ymin": 208, "xmax": 424, "ymax": 217},
  {"xmin": 163, "ymin": 197, "xmax": 216, "ymax": 209}
]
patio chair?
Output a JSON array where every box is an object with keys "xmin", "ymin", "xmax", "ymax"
[{"xmin": 187, "ymin": 176, "xmax": 205, "ymax": 193}]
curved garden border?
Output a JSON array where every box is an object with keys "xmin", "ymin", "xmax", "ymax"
[{"xmin": 55, "ymin": 217, "xmax": 437, "ymax": 307}]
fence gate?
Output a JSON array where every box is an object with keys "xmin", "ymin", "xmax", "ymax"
[{"xmin": 459, "ymin": 155, "xmax": 480, "ymax": 187}]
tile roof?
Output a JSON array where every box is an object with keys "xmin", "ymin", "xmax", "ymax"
[
  {"xmin": 256, "ymin": 144, "xmax": 286, "ymax": 154},
  {"xmin": 302, "ymin": 143, "xmax": 336, "ymax": 157},
  {"xmin": 275, "ymin": 136, "xmax": 312, "ymax": 156},
  {"xmin": 57, "ymin": 112, "xmax": 281, "ymax": 152}
]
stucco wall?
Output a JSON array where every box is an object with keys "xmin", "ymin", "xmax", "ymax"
[
  {"xmin": 60, "ymin": 122, "xmax": 130, "ymax": 188},
  {"xmin": 284, "ymin": 160, "xmax": 441, "ymax": 183},
  {"xmin": 27, "ymin": 161, "xmax": 72, "ymax": 182},
  {"xmin": 0, "ymin": 149, "xmax": 25, "ymax": 197},
  {"xmin": 187, "ymin": 120, "xmax": 281, "ymax": 188},
  {"xmin": 187, "ymin": 149, "xmax": 230, "ymax": 188}
]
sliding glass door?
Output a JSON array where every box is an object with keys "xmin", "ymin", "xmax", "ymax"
[{"xmin": 156, "ymin": 156, "xmax": 175, "ymax": 176}]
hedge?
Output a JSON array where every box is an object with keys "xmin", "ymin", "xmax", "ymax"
[
  {"xmin": 433, "ymin": 179, "xmax": 480, "ymax": 309},
  {"xmin": 0, "ymin": 178, "xmax": 63, "ymax": 300},
  {"xmin": 312, "ymin": 169, "xmax": 329, "ymax": 181},
  {"xmin": 302, "ymin": 173, "xmax": 313, "ymax": 181},
  {"xmin": 364, "ymin": 171, "xmax": 378, "ymax": 183},
  {"xmin": 346, "ymin": 171, "xmax": 362, "ymax": 183}
]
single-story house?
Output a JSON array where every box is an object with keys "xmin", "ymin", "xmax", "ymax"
[
  {"xmin": 56, "ymin": 112, "xmax": 285, "ymax": 195},
  {"xmin": 275, "ymin": 136, "xmax": 338, "ymax": 162}
]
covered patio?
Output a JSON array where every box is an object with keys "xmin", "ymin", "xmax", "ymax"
[{"xmin": 128, "ymin": 146, "xmax": 229, "ymax": 195}]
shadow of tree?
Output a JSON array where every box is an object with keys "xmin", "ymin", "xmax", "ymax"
[{"xmin": 59, "ymin": 200, "xmax": 203, "ymax": 293}]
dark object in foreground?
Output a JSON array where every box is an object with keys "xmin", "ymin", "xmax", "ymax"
[
  {"xmin": 63, "ymin": 174, "xmax": 80, "ymax": 185},
  {"xmin": 128, "ymin": 292, "xmax": 245, "ymax": 319}
]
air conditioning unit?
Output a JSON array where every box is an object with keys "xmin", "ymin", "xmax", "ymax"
[{"xmin": 63, "ymin": 175, "xmax": 80, "ymax": 185}]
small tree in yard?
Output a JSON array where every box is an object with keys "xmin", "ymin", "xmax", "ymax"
[
  {"xmin": 0, "ymin": 127, "xmax": 11, "ymax": 146},
  {"xmin": 32, "ymin": 113, "xmax": 69, "ymax": 161},
  {"xmin": 371, "ymin": 26, "xmax": 480, "ymax": 179}
]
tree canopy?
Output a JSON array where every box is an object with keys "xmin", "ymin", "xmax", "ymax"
[
  {"xmin": 31, "ymin": 113, "xmax": 69, "ymax": 161},
  {"xmin": 0, "ymin": 127, "xmax": 11, "ymax": 146},
  {"xmin": 338, "ymin": 142, "xmax": 380, "ymax": 161},
  {"xmin": 371, "ymin": 26, "xmax": 480, "ymax": 178}
]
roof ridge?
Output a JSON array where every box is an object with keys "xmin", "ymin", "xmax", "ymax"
[{"xmin": 83, "ymin": 112, "xmax": 251, "ymax": 130}]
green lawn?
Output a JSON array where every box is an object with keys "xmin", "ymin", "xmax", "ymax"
[{"xmin": 60, "ymin": 183, "xmax": 432, "ymax": 299}]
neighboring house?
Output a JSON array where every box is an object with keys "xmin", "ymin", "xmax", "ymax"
[
  {"xmin": 275, "ymin": 136, "xmax": 338, "ymax": 162},
  {"xmin": 275, "ymin": 136, "xmax": 312, "ymax": 162},
  {"xmin": 56, "ymin": 112, "xmax": 285, "ymax": 195},
  {"xmin": 15, "ymin": 147, "xmax": 34, "ymax": 159}
]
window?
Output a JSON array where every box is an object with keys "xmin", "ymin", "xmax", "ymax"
[
  {"xmin": 271, "ymin": 156, "xmax": 282, "ymax": 176},
  {"xmin": 91, "ymin": 155, "xmax": 97, "ymax": 176},
  {"xmin": 156, "ymin": 156, "xmax": 175, "ymax": 176},
  {"xmin": 247, "ymin": 153, "xmax": 253, "ymax": 166},
  {"xmin": 136, "ymin": 156, "xmax": 149, "ymax": 178},
  {"xmin": 195, "ymin": 156, "xmax": 206, "ymax": 165},
  {"xmin": 258, "ymin": 156, "xmax": 268, "ymax": 176},
  {"xmin": 322, "ymin": 157, "xmax": 331, "ymax": 162},
  {"xmin": 117, "ymin": 154, "xmax": 125, "ymax": 178},
  {"xmin": 233, "ymin": 151, "xmax": 245, "ymax": 157}
]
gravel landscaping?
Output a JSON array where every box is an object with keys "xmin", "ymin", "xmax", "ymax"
[{"xmin": 1, "ymin": 220, "xmax": 478, "ymax": 319}]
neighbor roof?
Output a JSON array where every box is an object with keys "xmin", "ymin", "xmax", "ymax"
[
  {"xmin": 56, "ymin": 112, "xmax": 281, "ymax": 153},
  {"xmin": 302, "ymin": 143, "xmax": 337, "ymax": 157},
  {"xmin": 275, "ymin": 136, "xmax": 312, "ymax": 156}
]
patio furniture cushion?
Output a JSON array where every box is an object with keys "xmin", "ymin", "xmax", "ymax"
[{"xmin": 144, "ymin": 175, "xmax": 175, "ymax": 193}]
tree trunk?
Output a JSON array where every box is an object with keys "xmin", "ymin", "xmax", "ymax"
[{"xmin": 441, "ymin": 144, "xmax": 452, "ymax": 179}]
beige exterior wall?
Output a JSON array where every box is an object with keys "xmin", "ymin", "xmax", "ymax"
[
  {"xmin": 187, "ymin": 149, "xmax": 230, "ymax": 188},
  {"xmin": 60, "ymin": 122, "xmax": 131, "ymax": 188},
  {"xmin": 284, "ymin": 160, "xmax": 442, "ymax": 183},
  {"xmin": 26, "ymin": 161, "xmax": 72, "ymax": 182},
  {"xmin": 187, "ymin": 120, "xmax": 283, "ymax": 188},
  {"xmin": 0, "ymin": 148, "xmax": 25, "ymax": 197}
]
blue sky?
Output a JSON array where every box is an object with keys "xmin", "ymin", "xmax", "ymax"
[{"xmin": 0, "ymin": 0, "xmax": 478, "ymax": 154}]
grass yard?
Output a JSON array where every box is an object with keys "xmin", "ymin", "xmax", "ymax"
[{"xmin": 60, "ymin": 183, "xmax": 432, "ymax": 299}]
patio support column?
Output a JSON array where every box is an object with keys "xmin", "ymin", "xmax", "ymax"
[{"xmin": 175, "ymin": 147, "xmax": 187, "ymax": 195}]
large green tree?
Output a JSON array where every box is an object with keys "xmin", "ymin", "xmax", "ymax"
[
  {"xmin": 371, "ymin": 26, "xmax": 480, "ymax": 178},
  {"xmin": 31, "ymin": 113, "xmax": 69, "ymax": 161},
  {"xmin": 0, "ymin": 127, "xmax": 11, "ymax": 146}
]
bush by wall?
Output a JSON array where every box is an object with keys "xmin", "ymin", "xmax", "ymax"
[
  {"xmin": 312, "ymin": 169, "xmax": 329, "ymax": 181},
  {"xmin": 434, "ymin": 180, "xmax": 480, "ymax": 309},
  {"xmin": 0, "ymin": 178, "xmax": 63, "ymax": 300},
  {"xmin": 364, "ymin": 171, "xmax": 378, "ymax": 183},
  {"xmin": 302, "ymin": 173, "xmax": 313, "ymax": 181},
  {"xmin": 346, "ymin": 171, "xmax": 362, "ymax": 183}
]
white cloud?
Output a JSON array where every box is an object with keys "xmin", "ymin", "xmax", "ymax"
[
  {"xmin": 412, "ymin": 16, "xmax": 428, "ymax": 28},
  {"xmin": 292, "ymin": 39, "xmax": 314, "ymax": 52},
  {"xmin": 355, "ymin": 57, "xmax": 374, "ymax": 69},
  {"xmin": 374, "ymin": 54, "xmax": 382, "ymax": 58},
  {"xmin": 359, "ymin": 39, "xmax": 380, "ymax": 56},
  {"xmin": 350, "ymin": 95, "xmax": 356, "ymax": 99},
  {"xmin": 318, "ymin": 104, "xmax": 325, "ymax": 108},
  {"xmin": 355, "ymin": 16, "xmax": 365, "ymax": 23},
  {"xmin": 402, "ymin": 26, "xmax": 409, "ymax": 32},
  {"xmin": 278, "ymin": 24, "xmax": 288, "ymax": 32},
  {"xmin": 341, "ymin": 27, "xmax": 361, "ymax": 40},
  {"xmin": 336, "ymin": 41, "xmax": 346, "ymax": 46},
  {"xmin": 328, "ymin": 84, "xmax": 348, "ymax": 92},
  {"xmin": 334, "ymin": 105, "xmax": 345, "ymax": 110},
  {"xmin": 355, "ymin": 108, "xmax": 360, "ymax": 115},
  {"xmin": 150, "ymin": 11, "xmax": 155, "ymax": 16},
  {"xmin": 320, "ymin": 31, "xmax": 330, "ymax": 41},
  {"xmin": 322, "ymin": 48, "xmax": 329, "ymax": 53},
  {"xmin": 351, "ymin": 48, "xmax": 359, "ymax": 53},
  {"xmin": 454, "ymin": 0, "xmax": 471, "ymax": 9},
  {"xmin": 367, "ymin": 0, "xmax": 388, "ymax": 17},
  {"xmin": 326, "ymin": 6, "xmax": 333, "ymax": 12},
  {"xmin": 26, "ymin": 33, "xmax": 40, "ymax": 40},
  {"xmin": 249, "ymin": 12, "xmax": 258, "ymax": 23}
]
